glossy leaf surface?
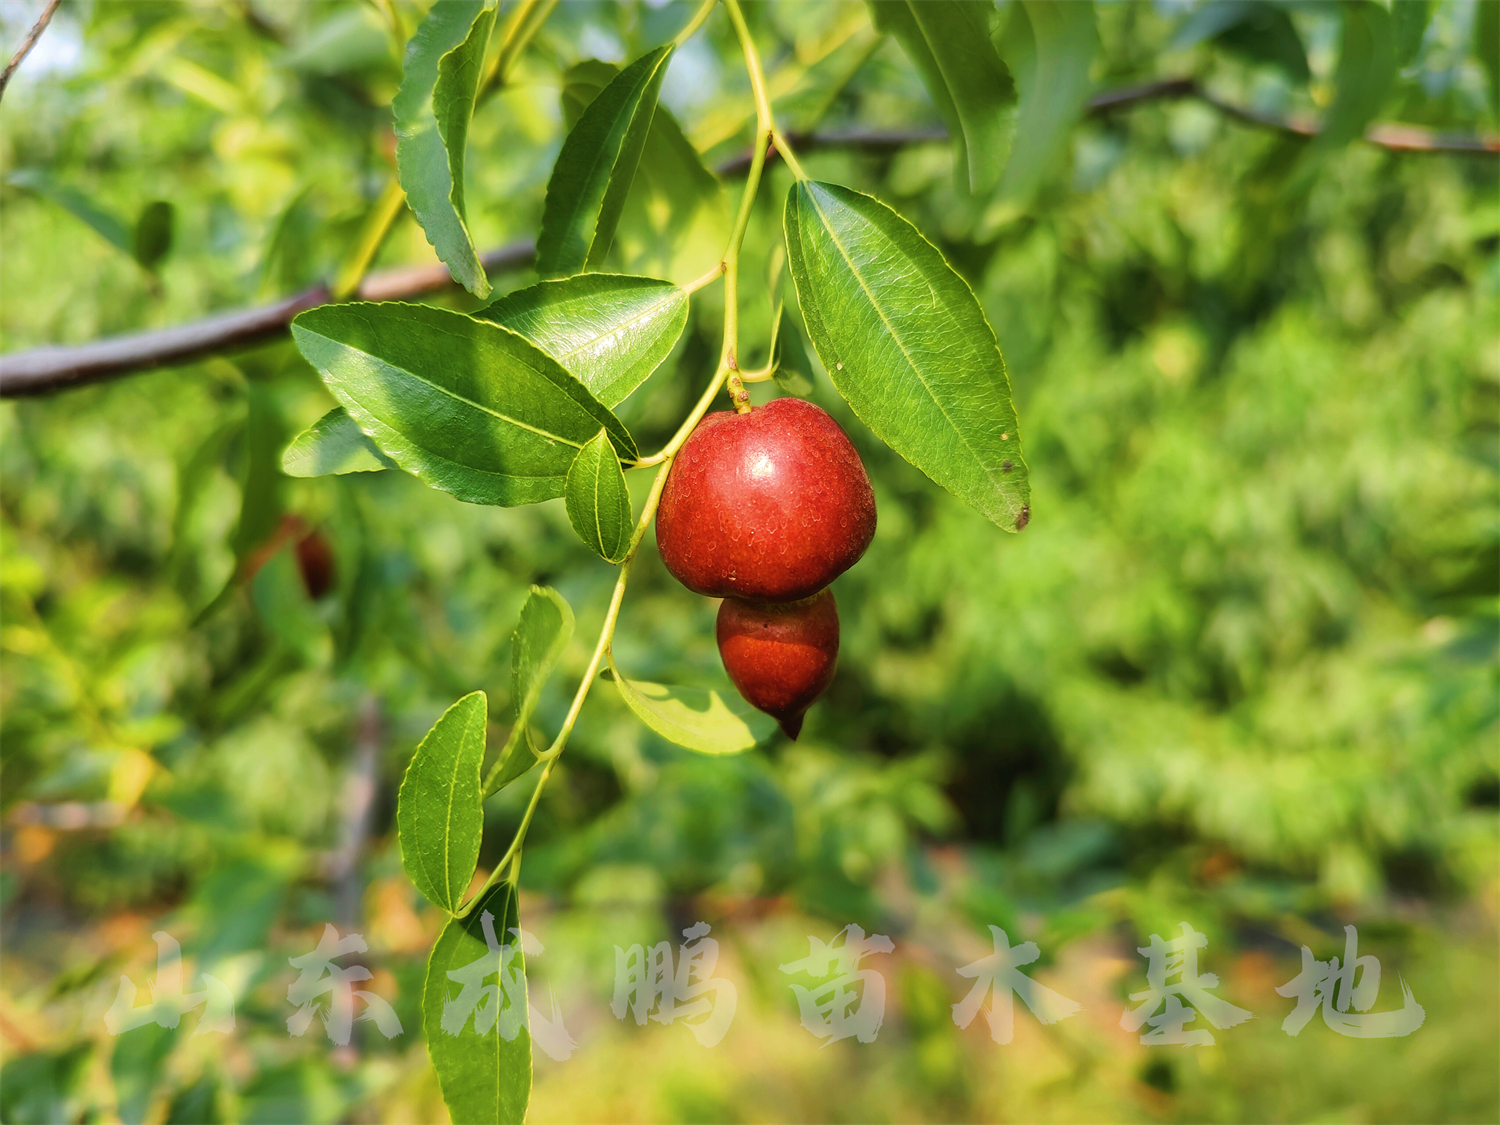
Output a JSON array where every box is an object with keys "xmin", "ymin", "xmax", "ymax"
[
  {"xmin": 868, "ymin": 1, "xmax": 1016, "ymax": 193},
  {"xmin": 486, "ymin": 587, "xmax": 574, "ymax": 794},
  {"xmin": 476, "ymin": 274, "xmax": 687, "ymax": 407},
  {"xmin": 536, "ymin": 45, "xmax": 673, "ymax": 277},
  {"xmin": 785, "ymin": 181, "xmax": 1030, "ymax": 531},
  {"xmin": 291, "ymin": 302, "xmax": 637, "ymax": 507},
  {"xmin": 424, "ymin": 882, "xmax": 530, "ymax": 1124},
  {"xmin": 281, "ymin": 407, "xmax": 397, "ymax": 476},
  {"xmin": 397, "ymin": 691, "xmax": 486, "ymax": 913},
  {"xmin": 564, "ymin": 430, "xmax": 633, "ymax": 562},
  {"xmin": 609, "ymin": 657, "xmax": 775, "ymax": 754},
  {"xmin": 393, "ymin": 0, "xmax": 497, "ymax": 297}
]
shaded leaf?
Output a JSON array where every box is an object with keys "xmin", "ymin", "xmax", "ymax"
[
  {"xmin": 486, "ymin": 587, "xmax": 574, "ymax": 794},
  {"xmin": 475, "ymin": 274, "xmax": 688, "ymax": 407},
  {"xmin": 868, "ymin": 0, "xmax": 1017, "ymax": 193},
  {"xmin": 132, "ymin": 201, "xmax": 175, "ymax": 271},
  {"xmin": 281, "ymin": 407, "xmax": 397, "ymax": 477},
  {"xmin": 8, "ymin": 169, "xmax": 132, "ymax": 254},
  {"xmin": 994, "ymin": 0, "xmax": 1098, "ymax": 205},
  {"xmin": 537, "ymin": 44, "xmax": 674, "ymax": 277},
  {"xmin": 112, "ymin": 1023, "xmax": 177, "ymax": 1125},
  {"xmin": 1316, "ymin": 1, "xmax": 1396, "ymax": 152},
  {"xmin": 771, "ymin": 309, "xmax": 816, "ymax": 399},
  {"xmin": 291, "ymin": 302, "xmax": 638, "ymax": 507},
  {"xmin": 393, "ymin": 0, "xmax": 498, "ymax": 297},
  {"xmin": 1392, "ymin": 0, "xmax": 1431, "ymax": 68},
  {"xmin": 785, "ymin": 181, "xmax": 1030, "ymax": 530},
  {"xmin": 424, "ymin": 882, "xmax": 531, "ymax": 1125},
  {"xmin": 1171, "ymin": 0, "xmax": 1308, "ymax": 82},
  {"xmin": 559, "ymin": 57, "xmax": 727, "ymax": 284},
  {"xmin": 564, "ymin": 430, "xmax": 632, "ymax": 562},
  {"xmin": 397, "ymin": 691, "xmax": 487, "ymax": 913},
  {"xmin": 609, "ymin": 655, "xmax": 775, "ymax": 754}
]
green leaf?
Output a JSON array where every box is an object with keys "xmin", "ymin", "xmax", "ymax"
[
  {"xmin": 609, "ymin": 655, "xmax": 775, "ymax": 754},
  {"xmin": 132, "ymin": 201, "xmax": 175, "ymax": 271},
  {"xmin": 112, "ymin": 1023, "xmax": 177, "ymax": 1125},
  {"xmin": 485, "ymin": 587, "xmax": 574, "ymax": 795},
  {"xmin": 1171, "ymin": 1, "xmax": 1308, "ymax": 82},
  {"xmin": 785, "ymin": 181, "xmax": 1030, "ymax": 531},
  {"xmin": 766, "ymin": 248, "xmax": 815, "ymax": 397},
  {"xmin": 564, "ymin": 430, "xmax": 633, "ymax": 562},
  {"xmin": 536, "ymin": 44, "xmax": 674, "ymax": 278},
  {"xmin": 230, "ymin": 382, "xmax": 288, "ymax": 562},
  {"xmin": 1392, "ymin": 0, "xmax": 1431, "ymax": 69},
  {"xmin": 868, "ymin": 1, "xmax": 1017, "ymax": 193},
  {"xmin": 424, "ymin": 882, "xmax": 531, "ymax": 1125},
  {"xmin": 8, "ymin": 169, "xmax": 132, "ymax": 254},
  {"xmin": 281, "ymin": 408, "xmax": 397, "ymax": 477},
  {"xmin": 393, "ymin": 0, "xmax": 498, "ymax": 298},
  {"xmin": 994, "ymin": 0, "xmax": 1098, "ymax": 206},
  {"xmin": 1478, "ymin": 0, "xmax": 1500, "ymax": 115},
  {"xmin": 1316, "ymin": 1, "xmax": 1396, "ymax": 152},
  {"xmin": 475, "ymin": 274, "xmax": 688, "ymax": 407},
  {"xmin": 559, "ymin": 58, "xmax": 728, "ymax": 285},
  {"xmin": 397, "ymin": 691, "xmax": 487, "ymax": 914},
  {"xmin": 771, "ymin": 309, "xmax": 816, "ymax": 398},
  {"xmin": 290, "ymin": 302, "xmax": 638, "ymax": 507}
]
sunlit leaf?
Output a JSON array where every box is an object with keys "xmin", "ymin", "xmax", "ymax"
[
  {"xmin": 397, "ymin": 692, "xmax": 487, "ymax": 914},
  {"xmin": 393, "ymin": 0, "xmax": 498, "ymax": 297},
  {"xmin": 291, "ymin": 302, "xmax": 638, "ymax": 507},
  {"xmin": 281, "ymin": 407, "xmax": 396, "ymax": 477},
  {"xmin": 536, "ymin": 44, "xmax": 674, "ymax": 277},
  {"xmin": 423, "ymin": 883, "xmax": 530, "ymax": 1125},
  {"xmin": 785, "ymin": 181, "xmax": 1030, "ymax": 531},
  {"xmin": 475, "ymin": 274, "xmax": 688, "ymax": 407},
  {"xmin": 486, "ymin": 586, "xmax": 574, "ymax": 795},
  {"xmin": 609, "ymin": 656, "xmax": 775, "ymax": 754},
  {"xmin": 869, "ymin": 0, "xmax": 1017, "ymax": 193}
]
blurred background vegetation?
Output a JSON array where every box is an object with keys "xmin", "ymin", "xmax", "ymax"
[{"xmin": 1, "ymin": 1, "xmax": 1496, "ymax": 1122}]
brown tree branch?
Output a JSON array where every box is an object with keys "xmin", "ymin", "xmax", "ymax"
[
  {"xmin": 4, "ymin": 77, "xmax": 1496, "ymax": 398},
  {"xmin": 0, "ymin": 0, "xmax": 61, "ymax": 103},
  {"xmin": 0, "ymin": 241, "xmax": 536, "ymax": 397}
]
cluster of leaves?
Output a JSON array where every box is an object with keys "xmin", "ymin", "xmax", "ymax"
[{"xmin": 1, "ymin": 1, "xmax": 1496, "ymax": 1123}]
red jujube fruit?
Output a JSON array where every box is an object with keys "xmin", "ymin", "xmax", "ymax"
[
  {"xmin": 655, "ymin": 398, "xmax": 876, "ymax": 602},
  {"xmin": 716, "ymin": 589, "xmax": 839, "ymax": 739}
]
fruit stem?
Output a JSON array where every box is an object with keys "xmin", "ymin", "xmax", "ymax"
[
  {"xmin": 672, "ymin": 0, "xmax": 717, "ymax": 48},
  {"xmin": 455, "ymin": 464, "xmax": 672, "ymax": 919},
  {"xmin": 720, "ymin": 0, "xmax": 775, "ymax": 416},
  {"xmin": 460, "ymin": 2, "xmax": 785, "ymax": 915}
]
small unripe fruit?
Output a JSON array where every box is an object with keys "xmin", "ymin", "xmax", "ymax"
[
  {"xmin": 656, "ymin": 398, "xmax": 876, "ymax": 603},
  {"xmin": 716, "ymin": 589, "xmax": 839, "ymax": 740},
  {"xmin": 295, "ymin": 529, "xmax": 336, "ymax": 600}
]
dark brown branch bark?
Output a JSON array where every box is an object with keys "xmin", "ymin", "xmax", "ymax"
[
  {"xmin": 0, "ymin": 0, "xmax": 61, "ymax": 103},
  {"xmin": 5, "ymin": 76, "xmax": 1497, "ymax": 398}
]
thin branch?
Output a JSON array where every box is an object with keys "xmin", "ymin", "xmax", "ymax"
[
  {"xmin": 5, "ymin": 76, "xmax": 1497, "ymax": 398},
  {"xmin": 0, "ymin": 0, "xmax": 61, "ymax": 103},
  {"xmin": 0, "ymin": 240, "xmax": 535, "ymax": 397}
]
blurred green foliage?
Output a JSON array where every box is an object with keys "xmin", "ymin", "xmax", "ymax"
[{"xmin": 1, "ymin": 1, "xmax": 1496, "ymax": 1122}]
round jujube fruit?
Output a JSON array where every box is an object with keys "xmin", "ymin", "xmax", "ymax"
[
  {"xmin": 655, "ymin": 398, "xmax": 876, "ymax": 603},
  {"xmin": 716, "ymin": 589, "xmax": 839, "ymax": 740}
]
